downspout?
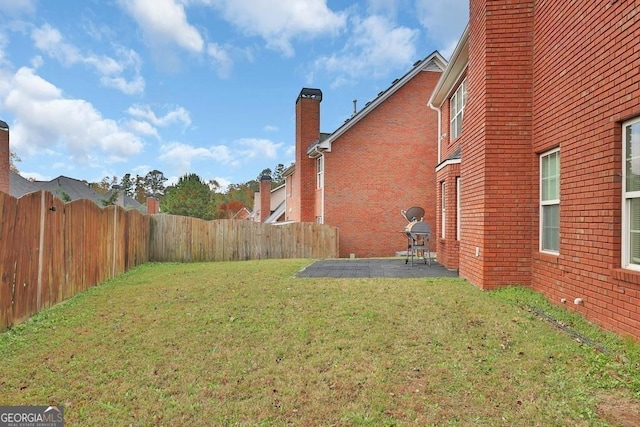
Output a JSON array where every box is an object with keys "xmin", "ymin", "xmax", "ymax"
[{"xmin": 429, "ymin": 102, "xmax": 442, "ymax": 164}]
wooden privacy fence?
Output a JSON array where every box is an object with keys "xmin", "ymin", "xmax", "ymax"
[
  {"xmin": 0, "ymin": 191, "xmax": 150, "ymax": 331},
  {"xmin": 149, "ymin": 215, "xmax": 339, "ymax": 262},
  {"xmin": 1, "ymin": 191, "xmax": 339, "ymax": 331}
]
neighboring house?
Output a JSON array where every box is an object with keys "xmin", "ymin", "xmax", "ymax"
[
  {"xmin": 231, "ymin": 207, "xmax": 252, "ymax": 220},
  {"xmin": 8, "ymin": 171, "xmax": 146, "ymax": 212},
  {"xmin": 253, "ymin": 175, "xmax": 287, "ymax": 223},
  {"xmin": 431, "ymin": 0, "xmax": 640, "ymax": 337},
  {"xmin": 264, "ymin": 52, "xmax": 446, "ymax": 257}
]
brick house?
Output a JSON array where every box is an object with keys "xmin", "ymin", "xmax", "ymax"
[
  {"xmin": 271, "ymin": 52, "xmax": 446, "ymax": 257},
  {"xmin": 432, "ymin": 0, "xmax": 640, "ymax": 337}
]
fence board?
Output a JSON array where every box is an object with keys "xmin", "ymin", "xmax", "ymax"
[
  {"xmin": 0, "ymin": 191, "xmax": 150, "ymax": 331},
  {"xmin": 1, "ymin": 196, "xmax": 337, "ymax": 331},
  {"xmin": 148, "ymin": 216, "xmax": 338, "ymax": 262}
]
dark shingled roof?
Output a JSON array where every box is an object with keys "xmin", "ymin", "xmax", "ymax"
[{"xmin": 9, "ymin": 172, "xmax": 145, "ymax": 212}]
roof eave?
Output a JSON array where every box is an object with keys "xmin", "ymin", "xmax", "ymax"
[
  {"xmin": 311, "ymin": 51, "xmax": 448, "ymax": 156},
  {"xmin": 429, "ymin": 24, "xmax": 470, "ymax": 108}
]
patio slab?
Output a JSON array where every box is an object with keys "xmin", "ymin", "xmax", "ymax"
[{"xmin": 295, "ymin": 258, "xmax": 459, "ymax": 279}]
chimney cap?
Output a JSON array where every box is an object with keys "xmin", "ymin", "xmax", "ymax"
[
  {"xmin": 297, "ymin": 88, "xmax": 322, "ymax": 103},
  {"xmin": 260, "ymin": 175, "xmax": 272, "ymax": 182},
  {"xmin": 0, "ymin": 119, "xmax": 8, "ymax": 131}
]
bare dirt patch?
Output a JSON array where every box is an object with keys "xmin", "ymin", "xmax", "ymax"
[{"xmin": 597, "ymin": 392, "xmax": 640, "ymax": 427}]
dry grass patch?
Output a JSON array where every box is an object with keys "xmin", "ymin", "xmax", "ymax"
[{"xmin": 1, "ymin": 259, "xmax": 639, "ymax": 426}]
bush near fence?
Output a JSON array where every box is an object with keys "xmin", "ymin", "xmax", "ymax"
[{"xmin": 0, "ymin": 191, "xmax": 339, "ymax": 331}]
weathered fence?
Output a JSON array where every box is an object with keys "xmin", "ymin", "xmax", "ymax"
[
  {"xmin": 1, "ymin": 192, "xmax": 339, "ymax": 331},
  {"xmin": 0, "ymin": 191, "xmax": 150, "ymax": 331},
  {"xmin": 149, "ymin": 215, "xmax": 339, "ymax": 262}
]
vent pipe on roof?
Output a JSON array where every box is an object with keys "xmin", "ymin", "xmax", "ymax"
[{"xmin": 352, "ymin": 99, "xmax": 357, "ymax": 116}]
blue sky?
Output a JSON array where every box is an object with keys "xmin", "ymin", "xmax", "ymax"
[{"xmin": 0, "ymin": 0, "xmax": 468, "ymax": 188}]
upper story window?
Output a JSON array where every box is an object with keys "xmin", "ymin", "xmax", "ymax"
[
  {"xmin": 623, "ymin": 117, "xmax": 640, "ymax": 270},
  {"xmin": 540, "ymin": 148, "xmax": 560, "ymax": 254},
  {"xmin": 450, "ymin": 79, "xmax": 467, "ymax": 141},
  {"xmin": 316, "ymin": 156, "xmax": 324, "ymax": 189}
]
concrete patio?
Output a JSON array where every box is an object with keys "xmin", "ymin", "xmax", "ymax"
[{"xmin": 295, "ymin": 258, "xmax": 459, "ymax": 279}]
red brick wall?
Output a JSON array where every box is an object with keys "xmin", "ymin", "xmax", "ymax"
[
  {"xmin": 531, "ymin": 0, "xmax": 640, "ymax": 337},
  {"xmin": 0, "ymin": 125, "xmax": 8, "ymax": 195},
  {"xmin": 436, "ymin": 162, "xmax": 460, "ymax": 269},
  {"xmin": 295, "ymin": 91, "xmax": 321, "ymax": 223},
  {"xmin": 323, "ymin": 70, "xmax": 441, "ymax": 258},
  {"xmin": 459, "ymin": 0, "xmax": 535, "ymax": 289}
]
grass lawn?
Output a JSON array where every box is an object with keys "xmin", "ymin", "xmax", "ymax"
[{"xmin": 1, "ymin": 259, "xmax": 640, "ymax": 426}]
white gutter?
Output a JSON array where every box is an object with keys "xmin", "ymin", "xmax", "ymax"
[{"xmin": 429, "ymin": 102, "xmax": 442, "ymax": 164}]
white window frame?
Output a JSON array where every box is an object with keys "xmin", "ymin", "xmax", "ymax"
[
  {"xmin": 540, "ymin": 148, "xmax": 560, "ymax": 254},
  {"xmin": 450, "ymin": 79, "xmax": 467, "ymax": 141},
  {"xmin": 623, "ymin": 117, "xmax": 640, "ymax": 270},
  {"xmin": 316, "ymin": 156, "xmax": 324, "ymax": 189},
  {"xmin": 441, "ymin": 182, "xmax": 446, "ymax": 239},
  {"xmin": 456, "ymin": 177, "xmax": 461, "ymax": 241}
]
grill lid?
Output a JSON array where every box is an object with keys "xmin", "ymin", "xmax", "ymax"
[{"xmin": 405, "ymin": 221, "xmax": 431, "ymax": 239}]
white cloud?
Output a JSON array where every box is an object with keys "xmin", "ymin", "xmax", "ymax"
[
  {"xmin": 2, "ymin": 67, "xmax": 144, "ymax": 162},
  {"xmin": 263, "ymin": 125, "xmax": 278, "ymax": 132},
  {"xmin": 207, "ymin": 42, "xmax": 233, "ymax": 78},
  {"xmin": 159, "ymin": 142, "xmax": 235, "ymax": 173},
  {"xmin": 118, "ymin": 0, "xmax": 204, "ymax": 53},
  {"xmin": 126, "ymin": 104, "xmax": 191, "ymax": 127},
  {"xmin": 415, "ymin": 0, "xmax": 468, "ymax": 53},
  {"xmin": 125, "ymin": 120, "xmax": 159, "ymax": 138},
  {"xmin": 31, "ymin": 24, "xmax": 145, "ymax": 95},
  {"xmin": 210, "ymin": 0, "xmax": 347, "ymax": 56},
  {"xmin": 158, "ymin": 137, "xmax": 282, "ymax": 175},
  {"xmin": 0, "ymin": 0, "xmax": 36, "ymax": 15},
  {"xmin": 236, "ymin": 138, "xmax": 282, "ymax": 159},
  {"xmin": 313, "ymin": 15, "xmax": 419, "ymax": 83}
]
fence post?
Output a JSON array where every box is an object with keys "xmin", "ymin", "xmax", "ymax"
[{"xmin": 37, "ymin": 191, "xmax": 45, "ymax": 310}]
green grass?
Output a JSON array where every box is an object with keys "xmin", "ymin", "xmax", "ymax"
[{"xmin": 1, "ymin": 259, "xmax": 639, "ymax": 426}]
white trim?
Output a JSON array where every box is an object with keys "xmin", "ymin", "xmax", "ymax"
[
  {"xmin": 450, "ymin": 79, "xmax": 467, "ymax": 141},
  {"xmin": 429, "ymin": 24, "xmax": 469, "ymax": 108},
  {"xmin": 539, "ymin": 148, "xmax": 560, "ymax": 255},
  {"xmin": 429, "ymin": 103, "xmax": 442, "ymax": 163},
  {"xmin": 456, "ymin": 177, "xmax": 461, "ymax": 241},
  {"xmin": 307, "ymin": 52, "xmax": 447, "ymax": 157},
  {"xmin": 622, "ymin": 116, "xmax": 640, "ymax": 271},
  {"xmin": 441, "ymin": 182, "xmax": 446, "ymax": 239},
  {"xmin": 435, "ymin": 158, "xmax": 461, "ymax": 173}
]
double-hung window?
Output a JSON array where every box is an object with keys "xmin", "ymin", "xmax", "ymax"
[
  {"xmin": 441, "ymin": 182, "xmax": 446, "ymax": 238},
  {"xmin": 623, "ymin": 118, "xmax": 640, "ymax": 270},
  {"xmin": 540, "ymin": 149, "xmax": 560, "ymax": 253},
  {"xmin": 316, "ymin": 156, "xmax": 324, "ymax": 189},
  {"xmin": 450, "ymin": 79, "xmax": 467, "ymax": 140}
]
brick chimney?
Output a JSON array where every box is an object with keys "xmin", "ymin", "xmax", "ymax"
[
  {"xmin": 0, "ymin": 120, "xmax": 9, "ymax": 194},
  {"xmin": 260, "ymin": 175, "xmax": 272, "ymax": 222},
  {"xmin": 295, "ymin": 88, "xmax": 322, "ymax": 222},
  {"xmin": 146, "ymin": 195, "xmax": 159, "ymax": 215}
]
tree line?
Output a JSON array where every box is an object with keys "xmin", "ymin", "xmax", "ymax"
[{"xmin": 10, "ymin": 149, "xmax": 287, "ymax": 220}]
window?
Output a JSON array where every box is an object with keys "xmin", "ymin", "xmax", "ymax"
[
  {"xmin": 450, "ymin": 79, "xmax": 467, "ymax": 140},
  {"xmin": 540, "ymin": 149, "xmax": 560, "ymax": 253},
  {"xmin": 316, "ymin": 156, "xmax": 324, "ymax": 189},
  {"xmin": 623, "ymin": 117, "xmax": 640, "ymax": 270},
  {"xmin": 441, "ymin": 182, "xmax": 446, "ymax": 238},
  {"xmin": 456, "ymin": 177, "xmax": 461, "ymax": 241}
]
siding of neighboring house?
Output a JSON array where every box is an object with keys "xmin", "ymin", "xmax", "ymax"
[
  {"xmin": 322, "ymin": 68, "xmax": 442, "ymax": 257},
  {"xmin": 434, "ymin": 0, "xmax": 640, "ymax": 338}
]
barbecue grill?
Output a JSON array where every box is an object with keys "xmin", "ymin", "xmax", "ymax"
[{"xmin": 401, "ymin": 207, "xmax": 431, "ymax": 266}]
